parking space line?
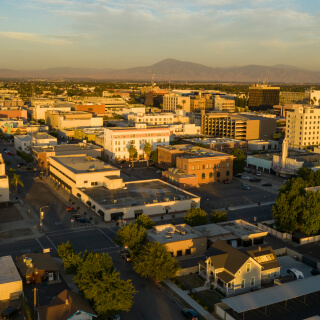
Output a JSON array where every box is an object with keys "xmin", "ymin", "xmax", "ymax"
[
  {"xmin": 97, "ymin": 228, "xmax": 118, "ymax": 247},
  {"xmin": 46, "ymin": 236, "xmax": 58, "ymax": 251},
  {"xmin": 46, "ymin": 226, "xmax": 96, "ymax": 235}
]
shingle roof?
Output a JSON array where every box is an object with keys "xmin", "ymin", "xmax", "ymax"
[
  {"xmin": 206, "ymin": 239, "xmax": 251, "ymax": 274},
  {"xmin": 38, "ymin": 289, "xmax": 96, "ymax": 320},
  {"xmin": 217, "ymin": 271, "xmax": 235, "ymax": 284}
]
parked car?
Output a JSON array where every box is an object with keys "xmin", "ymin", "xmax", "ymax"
[
  {"xmin": 262, "ymin": 182, "xmax": 272, "ymax": 187},
  {"xmin": 256, "ymin": 171, "xmax": 262, "ymax": 176},
  {"xmin": 156, "ymin": 170, "xmax": 161, "ymax": 174},
  {"xmin": 287, "ymin": 268, "xmax": 304, "ymax": 279},
  {"xmin": 311, "ymin": 268, "xmax": 320, "ymax": 276},
  {"xmin": 236, "ymin": 173, "xmax": 242, "ymax": 178},
  {"xmin": 4, "ymin": 149, "xmax": 14, "ymax": 156},
  {"xmin": 181, "ymin": 309, "xmax": 199, "ymax": 320},
  {"xmin": 240, "ymin": 184, "xmax": 251, "ymax": 190},
  {"xmin": 17, "ymin": 163, "xmax": 24, "ymax": 168},
  {"xmin": 249, "ymin": 178, "xmax": 261, "ymax": 183},
  {"xmin": 120, "ymin": 251, "xmax": 131, "ymax": 262},
  {"xmin": 223, "ymin": 179, "xmax": 229, "ymax": 184},
  {"xmin": 76, "ymin": 218, "xmax": 90, "ymax": 224},
  {"xmin": 108, "ymin": 315, "xmax": 120, "ymax": 320},
  {"xmin": 118, "ymin": 159, "xmax": 126, "ymax": 164},
  {"xmin": 1, "ymin": 306, "xmax": 21, "ymax": 319},
  {"xmin": 65, "ymin": 206, "xmax": 77, "ymax": 212},
  {"xmin": 242, "ymin": 176, "xmax": 250, "ymax": 180},
  {"xmin": 72, "ymin": 213, "xmax": 83, "ymax": 220}
]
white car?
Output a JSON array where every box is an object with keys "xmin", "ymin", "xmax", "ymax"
[
  {"xmin": 287, "ymin": 268, "xmax": 304, "ymax": 279},
  {"xmin": 242, "ymin": 176, "xmax": 250, "ymax": 180},
  {"xmin": 156, "ymin": 170, "xmax": 161, "ymax": 174}
]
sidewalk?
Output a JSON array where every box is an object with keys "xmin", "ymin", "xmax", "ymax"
[
  {"xmin": 164, "ymin": 279, "xmax": 218, "ymax": 320},
  {"xmin": 227, "ymin": 200, "xmax": 275, "ymax": 211},
  {"xmin": 53, "ymin": 257, "xmax": 79, "ymax": 293}
]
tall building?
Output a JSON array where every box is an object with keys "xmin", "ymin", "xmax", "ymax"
[
  {"xmin": 279, "ymin": 91, "xmax": 310, "ymax": 105},
  {"xmin": 163, "ymin": 93, "xmax": 191, "ymax": 112},
  {"xmin": 248, "ymin": 84, "xmax": 280, "ymax": 110},
  {"xmin": 0, "ymin": 154, "xmax": 9, "ymax": 203},
  {"xmin": 213, "ymin": 95, "xmax": 235, "ymax": 112},
  {"xmin": 286, "ymin": 105, "xmax": 320, "ymax": 148},
  {"xmin": 201, "ymin": 111, "xmax": 276, "ymax": 140}
]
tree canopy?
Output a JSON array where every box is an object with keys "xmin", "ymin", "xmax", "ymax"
[
  {"xmin": 210, "ymin": 210, "xmax": 228, "ymax": 223},
  {"xmin": 231, "ymin": 148, "xmax": 246, "ymax": 175},
  {"xmin": 133, "ymin": 242, "xmax": 180, "ymax": 282},
  {"xmin": 135, "ymin": 214, "xmax": 155, "ymax": 229},
  {"xmin": 184, "ymin": 208, "xmax": 208, "ymax": 226},
  {"xmin": 143, "ymin": 142, "xmax": 153, "ymax": 166},
  {"xmin": 115, "ymin": 222, "xmax": 146, "ymax": 251}
]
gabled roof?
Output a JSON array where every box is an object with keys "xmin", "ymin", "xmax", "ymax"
[
  {"xmin": 16, "ymin": 253, "xmax": 59, "ymax": 277},
  {"xmin": 38, "ymin": 289, "xmax": 96, "ymax": 320},
  {"xmin": 246, "ymin": 246, "xmax": 281, "ymax": 271},
  {"xmin": 205, "ymin": 239, "xmax": 252, "ymax": 274}
]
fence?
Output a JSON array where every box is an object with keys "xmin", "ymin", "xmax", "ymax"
[
  {"xmin": 258, "ymin": 222, "xmax": 292, "ymax": 241},
  {"xmin": 176, "ymin": 266, "xmax": 198, "ymax": 277},
  {"xmin": 215, "ymin": 303, "xmax": 236, "ymax": 320}
]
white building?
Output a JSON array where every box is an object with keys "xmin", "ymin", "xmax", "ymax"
[
  {"xmin": 104, "ymin": 124, "xmax": 170, "ymax": 161},
  {"xmin": 128, "ymin": 112, "xmax": 175, "ymax": 126},
  {"xmin": 0, "ymin": 256, "xmax": 23, "ymax": 301},
  {"xmin": 168, "ymin": 124, "xmax": 201, "ymax": 138},
  {"xmin": 214, "ymin": 95, "xmax": 235, "ymax": 112},
  {"xmin": 0, "ymin": 154, "xmax": 9, "ymax": 203},
  {"xmin": 248, "ymin": 140, "xmax": 279, "ymax": 151},
  {"xmin": 286, "ymin": 105, "xmax": 320, "ymax": 149},
  {"xmin": 33, "ymin": 104, "xmax": 72, "ymax": 120},
  {"xmin": 14, "ymin": 133, "xmax": 57, "ymax": 153},
  {"xmin": 163, "ymin": 93, "xmax": 191, "ymax": 113}
]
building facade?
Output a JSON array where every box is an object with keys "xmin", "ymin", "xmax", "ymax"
[
  {"xmin": 0, "ymin": 154, "xmax": 9, "ymax": 203},
  {"xmin": 279, "ymin": 91, "xmax": 310, "ymax": 105},
  {"xmin": 248, "ymin": 84, "xmax": 280, "ymax": 110},
  {"xmin": 163, "ymin": 93, "xmax": 191, "ymax": 113},
  {"xmin": 213, "ymin": 95, "xmax": 235, "ymax": 112}
]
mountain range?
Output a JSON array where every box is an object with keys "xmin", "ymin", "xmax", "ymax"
[{"xmin": 1, "ymin": 59, "xmax": 320, "ymax": 83}]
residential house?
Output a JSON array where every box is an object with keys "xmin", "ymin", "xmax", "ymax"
[{"xmin": 37, "ymin": 289, "xmax": 97, "ymax": 320}]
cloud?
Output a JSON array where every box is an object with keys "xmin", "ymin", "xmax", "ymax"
[{"xmin": 0, "ymin": 32, "xmax": 76, "ymax": 45}]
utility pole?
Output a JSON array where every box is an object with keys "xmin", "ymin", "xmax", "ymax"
[{"xmin": 33, "ymin": 287, "xmax": 37, "ymax": 320}]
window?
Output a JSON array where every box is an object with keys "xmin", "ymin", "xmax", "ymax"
[
  {"xmin": 246, "ymin": 263, "xmax": 251, "ymax": 272},
  {"xmin": 267, "ymin": 273, "xmax": 271, "ymax": 279},
  {"xmin": 274, "ymin": 272, "xmax": 277, "ymax": 278},
  {"xmin": 91, "ymin": 182, "xmax": 98, "ymax": 186},
  {"xmin": 217, "ymin": 172, "xmax": 220, "ymax": 178},
  {"xmin": 251, "ymin": 277, "xmax": 255, "ymax": 286},
  {"xmin": 209, "ymin": 172, "xmax": 213, "ymax": 178},
  {"xmin": 185, "ymin": 249, "xmax": 191, "ymax": 255},
  {"xmin": 202, "ymin": 173, "xmax": 205, "ymax": 179},
  {"xmin": 241, "ymin": 280, "xmax": 245, "ymax": 288},
  {"xmin": 177, "ymin": 250, "xmax": 182, "ymax": 257},
  {"xmin": 202, "ymin": 165, "xmax": 205, "ymax": 169},
  {"xmin": 197, "ymin": 165, "xmax": 200, "ymax": 170},
  {"xmin": 227, "ymin": 162, "xmax": 230, "ymax": 167},
  {"xmin": 226, "ymin": 170, "xmax": 230, "ymax": 177},
  {"xmin": 84, "ymin": 180, "xmax": 88, "ymax": 183}
]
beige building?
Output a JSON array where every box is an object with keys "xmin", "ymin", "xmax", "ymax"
[
  {"xmin": 163, "ymin": 93, "xmax": 191, "ymax": 113},
  {"xmin": 0, "ymin": 154, "xmax": 9, "ymax": 203},
  {"xmin": 0, "ymin": 256, "xmax": 23, "ymax": 301},
  {"xmin": 213, "ymin": 95, "xmax": 235, "ymax": 112},
  {"xmin": 128, "ymin": 112, "xmax": 175, "ymax": 126},
  {"xmin": 201, "ymin": 111, "xmax": 276, "ymax": 140},
  {"xmin": 33, "ymin": 104, "xmax": 72, "ymax": 120},
  {"xmin": 286, "ymin": 105, "xmax": 320, "ymax": 148},
  {"xmin": 146, "ymin": 224, "xmax": 207, "ymax": 259},
  {"xmin": 14, "ymin": 133, "xmax": 57, "ymax": 153}
]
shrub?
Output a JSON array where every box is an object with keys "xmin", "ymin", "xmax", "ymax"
[{"xmin": 210, "ymin": 210, "xmax": 228, "ymax": 223}]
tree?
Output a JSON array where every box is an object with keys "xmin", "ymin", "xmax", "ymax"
[
  {"xmin": 10, "ymin": 173, "xmax": 24, "ymax": 196},
  {"xmin": 74, "ymin": 252, "xmax": 136, "ymax": 317},
  {"xmin": 128, "ymin": 143, "xmax": 137, "ymax": 168},
  {"xmin": 143, "ymin": 142, "xmax": 153, "ymax": 166},
  {"xmin": 210, "ymin": 210, "xmax": 228, "ymax": 223},
  {"xmin": 15, "ymin": 129, "xmax": 22, "ymax": 135},
  {"xmin": 234, "ymin": 107, "xmax": 240, "ymax": 113},
  {"xmin": 300, "ymin": 192, "xmax": 320, "ymax": 235},
  {"xmin": 176, "ymin": 104, "xmax": 183, "ymax": 110},
  {"xmin": 133, "ymin": 242, "xmax": 180, "ymax": 282},
  {"xmin": 150, "ymin": 150, "xmax": 158, "ymax": 164},
  {"xmin": 136, "ymin": 214, "xmax": 155, "ymax": 229},
  {"xmin": 57, "ymin": 241, "xmax": 83, "ymax": 274},
  {"xmin": 231, "ymin": 148, "xmax": 246, "ymax": 175},
  {"xmin": 184, "ymin": 208, "xmax": 208, "ymax": 226},
  {"xmin": 181, "ymin": 100, "xmax": 186, "ymax": 110},
  {"xmin": 115, "ymin": 223, "xmax": 146, "ymax": 251}
]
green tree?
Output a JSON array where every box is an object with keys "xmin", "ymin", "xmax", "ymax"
[
  {"xmin": 10, "ymin": 173, "xmax": 24, "ymax": 196},
  {"xmin": 150, "ymin": 150, "xmax": 158, "ymax": 164},
  {"xmin": 143, "ymin": 142, "xmax": 153, "ymax": 166},
  {"xmin": 136, "ymin": 214, "xmax": 155, "ymax": 229},
  {"xmin": 74, "ymin": 252, "xmax": 136, "ymax": 317},
  {"xmin": 210, "ymin": 210, "xmax": 228, "ymax": 223},
  {"xmin": 300, "ymin": 192, "xmax": 320, "ymax": 235},
  {"xmin": 115, "ymin": 223, "xmax": 146, "ymax": 251},
  {"xmin": 133, "ymin": 242, "xmax": 180, "ymax": 282},
  {"xmin": 15, "ymin": 129, "xmax": 22, "ymax": 135},
  {"xmin": 184, "ymin": 208, "xmax": 208, "ymax": 226},
  {"xmin": 57, "ymin": 241, "xmax": 83, "ymax": 274},
  {"xmin": 181, "ymin": 100, "xmax": 186, "ymax": 110},
  {"xmin": 128, "ymin": 143, "xmax": 137, "ymax": 168},
  {"xmin": 231, "ymin": 148, "xmax": 246, "ymax": 175}
]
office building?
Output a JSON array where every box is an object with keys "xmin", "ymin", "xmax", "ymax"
[
  {"xmin": 213, "ymin": 95, "xmax": 235, "ymax": 112},
  {"xmin": 279, "ymin": 91, "xmax": 310, "ymax": 105},
  {"xmin": 163, "ymin": 93, "xmax": 191, "ymax": 113},
  {"xmin": 248, "ymin": 84, "xmax": 280, "ymax": 110}
]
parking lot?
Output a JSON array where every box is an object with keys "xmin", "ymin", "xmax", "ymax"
[{"xmin": 278, "ymin": 256, "xmax": 314, "ymax": 279}]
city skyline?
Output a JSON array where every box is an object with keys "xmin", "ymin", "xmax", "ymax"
[{"xmin": 0, "ymin": 0, "xmax": 319, "ymax": 70}]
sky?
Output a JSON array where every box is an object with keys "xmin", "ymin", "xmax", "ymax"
[{"xmin": 0, "ymin": 0, "xmax": 319, "ymax": 70}]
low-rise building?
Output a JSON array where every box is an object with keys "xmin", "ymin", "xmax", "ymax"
[
  {"xmin": 247, "ymin": 140, "xmax": 278, "ymax": 151},
  {"xmin": 14, "ymin": 133, "xmax": 57, "ymax": 153},
  {"xmin": 183, "ymin": 137, "xmax": 247, "ymax": 151},
  {"xmin": 146, "ymin": 224, "xmax": 207, "ymax": 259},
  {"xmin": 31, "ymin": 143, "xmax": 103, "ymax": 168},
  {"xmin": 168, "ymin": 123, "xmax": 201, "ymax": 138},
  {"xmin": 0, "ymin": 154, "xmax": 10, "ymax": 203},
  {"xmin": 246, "ymin": 154, "xmax": 273, "ymax": 173},
  {"xmin": 128, "ymin": 112, "xmax": 175, "ymax": 126},
  {"xmin": 0, "ymin": 256, "xmax": 23, "ymax": 301},
  {"xmin": 163, "ymin": 93, "xmax": 191, "ymax": 113},
  {"xmin": 76, "ymin": 104, "xmax": 105, "ymax": 115},
  {"xmin": 213, "ymin": 95, "xmax": 235, "ymax": 112},
  {"xmin": 15, "ymin": 253, "xmax": 60, "ymax": 284},
  {"xmin": 32, "ymin": 104, "xmax": 72, "ymax": 120},
  {"xmin": 104, "ymin": 124, "xmax": 170, "ymax": 162},
  {"xmin": 0, "ymin": 107, "xmax": 27, "ymax": 121},
  {"xmin": 73, "ymin": 127, "xmax": 105, "ymax": 143}
]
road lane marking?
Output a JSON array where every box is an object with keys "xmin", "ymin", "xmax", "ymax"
[
  {"xmin": 36, "ymin": 238, "xmax": 44, "ymax": 249},
  {"xmin": 46, "ymin": 227, "xmax": 97, "ymax": 236},
  {"xmin": 93, "ymin": 246, "xmax": 118, "ymax": 251},
  {"xmin": 97, "ymin": 228, "xmax": 118, "ymax": 247},
  {"xmin": 46, "ymin": 236, "xmax": 58, "ymax": 251}
]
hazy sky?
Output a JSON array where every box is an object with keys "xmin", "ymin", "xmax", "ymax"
[{"xmin": 0, "ymin": 0, "xmax": 319, "ymax": 70}]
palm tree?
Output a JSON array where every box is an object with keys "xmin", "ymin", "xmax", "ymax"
[
  {"xmin": 143, "ymin": 142, "xmax": 153, "ymax": 167},
  {"xmin": 10, "ymin": 173, "xmax": 24, "ymax": 197},
  {"xmin": 128, "ymin": 143, "xmax": 137, "ymax": 168},
  {"xmin": 182, "ymin": 99, "xmax": 186, "ymax": 110}
]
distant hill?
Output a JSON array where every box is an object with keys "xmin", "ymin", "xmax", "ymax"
[{"xmin": 1, "ymin": 59, "xmax": 320, "ymax": 83}]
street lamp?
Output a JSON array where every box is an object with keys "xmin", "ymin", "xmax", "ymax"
[{"xmin": 40, "ymin": 206, "xmax": 49, "ymax": 228}]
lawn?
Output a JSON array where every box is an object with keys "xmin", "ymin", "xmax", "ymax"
[{"xmin": 178, "ymin": 274, "xmax": 205, "ymax": 289}]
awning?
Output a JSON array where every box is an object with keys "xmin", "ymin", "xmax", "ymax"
[
  {"xmin": 111, "ymin": 212, "xmax": 124, "ymax": 221},
  {"xmin": 92, "ymin": 205, "xmax": 96, "ymax": 209},
  {"xmin": 97, "ymin": 210, "xmax": 104, "ymax": 217},
  {"xmin": 86, "ymin": 201, "xmax": 91, "ymax": 206},
  {"xmin": 222, "ymin": 276, "xmax": 320, "ymax": 313},
  {"xmin": 134, "ymin": 209, "xmax": 143, "ymax": 214},
  {"xmin": 77, "ymin": 193, "xmax": 81, "ymax": 198},
  {"xmin": 217, "ymin": 271, "xmax": 235, "ymax": 284}
]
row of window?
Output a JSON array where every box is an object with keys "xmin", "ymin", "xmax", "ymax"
[
  {"xmin": 114, "ymin": 138, "xmax": 167, "ymax": 146},
  {"xmin": 113, "ymin": 132, "xmax": 167, "ymax": 139},
  {"xmin": 50, "ymin": 163, "xmax": 76, "ymax": 184}
]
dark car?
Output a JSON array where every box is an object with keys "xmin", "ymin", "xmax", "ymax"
[
  {"xmin": 72, "ymin": 213, "xmax": 83, "ymax": 220},
  {"xmin": 65, "ymin": 206, "xmax": 77, "ymax": 211},
  {"xmin": 181, "ymin": 309, "xmax": 199, "ymax": 320},
  {"xmin": 76, "ymin": 218, "xmax": 90, "ymax": 223},
  {"xmin": 1, "ymin": 306, "xmax": 21, "ymax": 319},
  {"xmin": 249, "ymin": 178, "xmax": 261, "ymax": 183},
  {"xmin": 236, "ymin": 173, "xmax": 242, "ymax": 178},
  {"xmin": 120, "ymin": 251, "xmax": 131, "ymax": 262},
  {"xmin": 311, "ymin": 268, "xmax": 320, "ymax": 276},
  {"xmin": 262, "ymin": 182, "xmax": 272, "ymax": 187}
]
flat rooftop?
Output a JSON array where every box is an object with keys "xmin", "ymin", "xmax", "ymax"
[
  {"xmin": 32, "ymin": 143, "xmax": 101, "ymax": 153},
  {"xmin": 146, "ymin": 224, "xmax": 204, "ymax": 244},
  {"xmin": 184, "ymin": 137, "xmax": 244, "ymax": 144},
  {"xmin": 50, "ymin": 156, "xmax": 118, "ymax": 174},
  {"xmin": 193, "ymin": 223, "xmax": 232, "ymax": 238},
  {"xmin": 217, "ymin": 220, "xmax": 268, "ymax": 239},
  {"xmin": 0, "ymin": 256, "xmax": 22, "ymax": 284},
  {"xmin": 81, "ymin": 179, "xmax": 198, "ymax": 210}
]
